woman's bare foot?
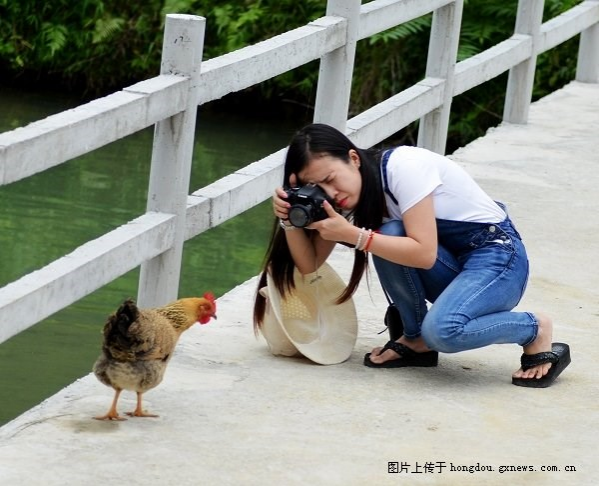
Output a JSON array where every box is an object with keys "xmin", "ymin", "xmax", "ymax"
[
  {"xmin": 512, "ymin": 312, "xmax": 553, "ymax": 380},
  {"xmin": 368, "ymin": 336, "xmax": 432, "ymax": 365}
]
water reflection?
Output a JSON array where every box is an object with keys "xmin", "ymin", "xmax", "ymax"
[{"xmin": 0, "ymin": 85, "xmax": 302, "ymax": 425}]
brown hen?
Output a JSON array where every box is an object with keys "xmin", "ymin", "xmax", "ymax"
[{"xmin": 93, "ymin": 294, "xmax": 216, "ymax": 420}]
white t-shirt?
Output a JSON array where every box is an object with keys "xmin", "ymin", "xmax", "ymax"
[{"xmin": 383, "ymin": 146, "xmax": 506, "ymax": 223}]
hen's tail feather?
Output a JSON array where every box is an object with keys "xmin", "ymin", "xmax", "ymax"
[
  {"xmin": 102, "ymin": 299, "xmax": 140, "ymax": 359},
  {"xmin": 115, "ymin": 299, "xmax": 139, "ymax": 333}
]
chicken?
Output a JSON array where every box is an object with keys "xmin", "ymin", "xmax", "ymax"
[{"xmin": 92, "ymin": 294, "xmax": 217, "ymax": 420}]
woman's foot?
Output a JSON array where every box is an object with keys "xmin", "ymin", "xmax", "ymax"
[
  {"xmin": 368, "ymin": 335, "xmax": 432, "ymax": 365},
  {"xmin": 512, "ymin": 312, "xmax": 553, "ymax": 380}
]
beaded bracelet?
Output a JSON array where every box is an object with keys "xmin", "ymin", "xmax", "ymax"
[
  {"xmin": 279, "ymin": 219, "xmax": 296, "ymax": 231},
  {"xmin": 355, "ymin": 227, "xmax": 365, "ymax": 250}
]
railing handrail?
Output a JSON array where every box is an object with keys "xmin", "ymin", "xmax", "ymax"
[
  {"xmin": 5, "ymin": 0, "xmax": 598, "ymax": 187},
  {"xmin": 1, "ymin": 0, "xmax": 598, "ymax": 344}
]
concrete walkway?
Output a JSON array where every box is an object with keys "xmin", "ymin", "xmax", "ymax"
[{"xmin": 1, "ymin": 81, "xmax": 597, "ymax": 485}]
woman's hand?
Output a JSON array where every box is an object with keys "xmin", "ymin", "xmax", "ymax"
[
  {"xmin": 272, "ymin": 175, "xmax": 337, "ymax": 272},
  {"xmin": 273, "ymin": 187, "xmax": 290, "ymax": 221},
  {"xmin": 273, "ymin": 174, "xmax": 297, "ymax": 221},
  {"xmin": 309, "ymin": 200, "xmax": 354, "ymax": 242}
]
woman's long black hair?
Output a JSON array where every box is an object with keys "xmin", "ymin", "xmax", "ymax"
[{"xmin": 253, "ymin": 123, "xmax": 386, "ymax": 331}]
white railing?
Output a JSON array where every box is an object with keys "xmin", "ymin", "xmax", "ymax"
[{"xmin": 0, "ymin": 0, "xmax": 598, "ymax": 344}]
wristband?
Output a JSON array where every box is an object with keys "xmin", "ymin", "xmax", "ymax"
[
  {"xmin": 363, "ymin": 230, "xmax": 375, "ymax": 252},
  {"xmin": 279, "ymin": 219, "xmax": 296, "ymax": 231},
  {"xmin": 355, "ymin": 227, "xmax": 365, "ymax": 250}
]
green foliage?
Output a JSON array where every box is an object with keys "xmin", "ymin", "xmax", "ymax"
[
  {"xmin": 369, "ymin": 15, "xmax": 432, "ymax": 44},
  {"xmin": 0, "ymin": 0, "xmax": 166, "ymax": 92},
  {"xmin": 40, "ymin": 23, "xmax": 68, "ymax": 59},
  {"xmin": 352, "ymin": 15, "xmax": 432, "ymax": 117},
  {"xmin": 0, "ymin": 0, "xmax": 586, "ymax": 147},
  {"xmin": 92, "ymin": 17, "xmax": 126, "ymax": 44},
  {"xmin": 0, "ymin": 0, "xmax": 326, "ymax": 96},
  {"xmin": 212, "ymin": 3, "xmax": 266, "ymax": 52}
]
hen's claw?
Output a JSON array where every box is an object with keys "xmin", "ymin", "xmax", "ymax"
[
  {"xmin": 93, "ymin": 413, "xmax": 127, "ymax": 421},
  {"xmin": 125, "ymin": 411, "xmax": 159, "ymax": 418}
]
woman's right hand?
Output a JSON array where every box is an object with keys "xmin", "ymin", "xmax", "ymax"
[
  {"xmin": 273, "ymin": 187, "xmax": 290, "ymax": 220},
  {"xmin": 273, "ymin": 173, "xmax": 297, "ymax": 221}
]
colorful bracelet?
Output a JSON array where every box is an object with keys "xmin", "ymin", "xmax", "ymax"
[{"xmin": 363, "ymin": 230, "xmax": 375, "ymax": 252}]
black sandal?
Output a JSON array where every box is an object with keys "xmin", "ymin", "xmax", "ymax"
[
  {"xmin": 512, "ymin": 342, "xmax": 571, "ymax": 388},
  {"xmin": 364, "ymin": 340, "xmax": 438, "ymax": 368}
]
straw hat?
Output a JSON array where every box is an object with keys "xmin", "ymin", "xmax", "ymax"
[{"xmin": 259, "ymin": 263, "xmax": 358, "ymax": 365}]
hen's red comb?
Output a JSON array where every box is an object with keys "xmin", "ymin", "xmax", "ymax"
[{"xmin": 203, "ymin": 292, "xmax": 216, "ymax": 304}]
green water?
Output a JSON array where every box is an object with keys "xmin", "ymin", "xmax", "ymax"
[{"xmin": 0, "ymin": 86, "xmax": 303, "ymax": 425}]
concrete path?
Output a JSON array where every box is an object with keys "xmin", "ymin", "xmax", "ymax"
[{"xmin": 1, "ymin": 81, "xmax": 597, "ymax": 485}]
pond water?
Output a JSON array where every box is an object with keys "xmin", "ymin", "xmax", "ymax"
[{"xmin": 0, "ymin": 85, "xmax": 305, "ymax": 425}]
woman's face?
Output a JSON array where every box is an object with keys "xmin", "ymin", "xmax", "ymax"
[{"xmin": 297, "ymin": 149, "xmax": 362, "ymax": 211}]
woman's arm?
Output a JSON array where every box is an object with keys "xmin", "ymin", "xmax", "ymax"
[
  {"xmin": 369, "ymin": 195, "xmax": 438, "ymax": 268},
  {"xmin": 282, "ymin": 225, "xmax": 337, "ymax": 274},
  {"xmin": 312, "ymin": 195, "xmax": 438, "ymax": 269}
]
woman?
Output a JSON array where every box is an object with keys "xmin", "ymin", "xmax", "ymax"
[{"xmin": 253, "ymin": 123, "xmax": 570, "ymax": 387}]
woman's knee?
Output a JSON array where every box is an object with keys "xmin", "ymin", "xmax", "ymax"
[{"xmin": 421, "ymin": 317, "xmax": 461, "ymax": 353}]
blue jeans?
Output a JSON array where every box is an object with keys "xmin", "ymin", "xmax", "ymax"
[{"xmin": 372, "ymin": 208, "xmax": 537, "ymax": 353}]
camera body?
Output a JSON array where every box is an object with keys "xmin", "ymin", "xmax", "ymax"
[{"xmin": 284, "ymin": 184, "xmax": 335, "ymax": 228}]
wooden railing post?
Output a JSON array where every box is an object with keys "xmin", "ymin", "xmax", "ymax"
[
  {"xmin": 313, "ymin": 0, "xmax": 361, "ymax": 132},
  {"xmin": 417, "ymin": 0, "xmax": 464, "ymax": 154},
  {"xmin": 503, "ymin": 0, "xmax": 544, "ymax": 124},
  {"xmin": 576, "ymin": 0, "xmax": 599, "ymax": 83},
  {"xmin": 137, "ymin": 14, "xmax": 205, "ymax": 308}
]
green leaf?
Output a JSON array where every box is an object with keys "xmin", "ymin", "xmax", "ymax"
[
  {"xmin": 370, "ymin": 16, "xmax": 432, "ymax": 45},
  {"xmin": 41, "ymin": 23, "xmax": 68, "ymax": 58},
  {"xmin": 92, "ymin": 17, "xmax": 125, "ymax": 44}
]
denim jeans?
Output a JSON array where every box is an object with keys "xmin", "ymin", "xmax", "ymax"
[{"xmin": 372, "ymin": 206, "xmax": 537, "ymax": 353}]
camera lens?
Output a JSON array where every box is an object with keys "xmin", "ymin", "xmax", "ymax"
[{"xmin": 288, "ymin": 205, "xmax": 312, "ymax": 228}]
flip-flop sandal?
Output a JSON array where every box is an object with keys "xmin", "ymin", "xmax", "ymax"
[
  {"xmin": 364, "ymin": 340, "xmax": 438, "ymax": 368},
  {"xmin": 512, "ymin": 342, "xmax": 571, "ymax": 388}
]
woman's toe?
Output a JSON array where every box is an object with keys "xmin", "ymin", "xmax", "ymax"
[
  {"xmin": 371, "ymin": 349, "xmax": 399, "ymax": 364},
  {"xmin": 513, "ymin": 363, "xmax": 552, "ymax": 380}
]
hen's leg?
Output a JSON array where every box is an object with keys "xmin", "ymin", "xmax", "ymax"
[
  {"xmin": 126, "ymin": 392, "xmax": 159, "ymax": 418},
  {"xmin": 94, "ymin": 388, "xmax": 127, "ymax": 421}
]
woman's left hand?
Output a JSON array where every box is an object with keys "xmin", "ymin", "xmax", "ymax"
[{"xmin": 308, "ymin": 200, "xmax": 353, "ymax": 243}]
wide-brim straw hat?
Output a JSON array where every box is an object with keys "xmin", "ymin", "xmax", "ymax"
[{"xmin": 259, "ymin": 263, "xmax": 358, "ymax": 365}]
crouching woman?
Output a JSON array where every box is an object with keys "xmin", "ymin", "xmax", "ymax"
[{"xmin": 253, "ymin": 123, "xmax": 570, "ymax": 387}]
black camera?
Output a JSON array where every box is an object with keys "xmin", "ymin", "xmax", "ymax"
[{"xmin": 284, "ymin": 184, "xmax": 335, "ymax": 228}]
